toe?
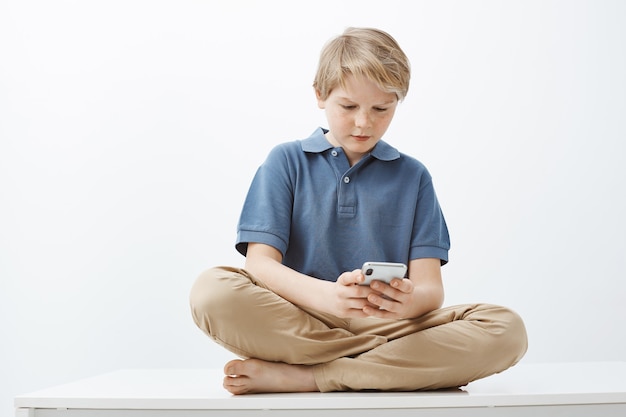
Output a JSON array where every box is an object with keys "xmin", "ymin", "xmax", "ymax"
[
  {"xmin": 224, "ymin": 375, "xmax": 250, "ymax": 395},
  {"xmin": 224, "ymin": 359, "xmax": 244, "ymax": 376}
]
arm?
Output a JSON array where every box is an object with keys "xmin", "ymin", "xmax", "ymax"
[
  {"xmin": 244, "ymin": 242, "xmax": 379, "ymax": 318},
  {"xmin": 362, "ymin": 257, "xmax": 444, "ymax": 319}
]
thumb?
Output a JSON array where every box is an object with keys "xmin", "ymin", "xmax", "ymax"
[{"xmin": 338, "ymin": 269, "xmax": 363, "ymax": 286}]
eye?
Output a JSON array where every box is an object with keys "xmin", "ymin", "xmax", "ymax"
[
  {"xmin": 374, "ymin": 107, "xmax": 388, "ymax": 112},
  {"xmin": 340, "ymin": 104, "xmax": 356, "ymax": 110}
]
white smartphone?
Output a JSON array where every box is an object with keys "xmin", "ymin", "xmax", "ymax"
[{"xmin": 360, "ymin": 262, "xmax": 407, "ymax": 285}]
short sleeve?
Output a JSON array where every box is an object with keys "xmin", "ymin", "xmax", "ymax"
[
  {"xmin": 409, "ymin": 173, "xmax": 450, "ymax": 265},
  {"xmin": 236, "ymin": 144, "xmax": 294, "ymax": 257}
]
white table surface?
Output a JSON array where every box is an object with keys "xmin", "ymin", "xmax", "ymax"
[{"xmin": 14, "ymin": 362, "xmax": 626, "ymax": 412}]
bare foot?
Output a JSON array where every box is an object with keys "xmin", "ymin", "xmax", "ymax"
[{"xmin": 223, "ymin": 358, "xmax": 319, "ymax": 395}]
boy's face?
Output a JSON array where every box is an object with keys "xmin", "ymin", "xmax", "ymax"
[{"xmin": 317, "ymin": 74, "xmax": 398, "ymax": 166}]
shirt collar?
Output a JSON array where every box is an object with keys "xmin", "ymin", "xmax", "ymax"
[{"xmin": 301, "ymin": 127, "xmax": 401, "ymax": 161}]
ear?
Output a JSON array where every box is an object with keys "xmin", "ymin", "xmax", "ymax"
[{"xmin": 315, "ymin": 88, "xmax": 326, "ymax": 109}]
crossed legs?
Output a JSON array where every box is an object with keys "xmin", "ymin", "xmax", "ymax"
[{"xmin": 189, "ymin": 266, "xmax": 528, "ymax": 394}]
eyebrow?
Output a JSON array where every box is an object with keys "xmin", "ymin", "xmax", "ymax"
[{"xmin": 337, "ymin": 97, "xmax": 397, "ymax": 106}]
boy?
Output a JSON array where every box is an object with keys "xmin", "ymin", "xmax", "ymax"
[{"xmin": 190, "ymin": 27, "xmax": 527, "ymax": 394}]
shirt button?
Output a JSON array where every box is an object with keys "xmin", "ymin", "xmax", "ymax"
[
  {"xmin": 331, "ymin": 150, "xmax": 338, "ymax": 157},
  {"xmin": 343, "ymin": 176, "xmax": 350, "ymax": 184}
]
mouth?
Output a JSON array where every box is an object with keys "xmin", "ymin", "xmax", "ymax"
[{"xmin": 352, "ymin": 135, "xmax": 371, "ymax": 142}]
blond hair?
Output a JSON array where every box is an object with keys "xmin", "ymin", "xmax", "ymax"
[{"xmin": 313, "ymin": 27, "xmax": 411, "ymax": 101}]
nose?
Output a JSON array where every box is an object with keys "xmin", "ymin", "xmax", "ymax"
[{"xmin": 354, "ymin": 109, "xmax": 370, "ymax": 128}]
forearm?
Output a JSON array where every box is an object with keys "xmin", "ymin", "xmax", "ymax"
[
  {"xmin": 244, "ymin": 245, "xmax": 332, "ymax": 312},
  {"xmin": 405, "ymin": 257, "xmax": 444, "ymax": 318},
  {"xmin": 408, "ymin": 282, "xmax": 444, "ymax": 318}
]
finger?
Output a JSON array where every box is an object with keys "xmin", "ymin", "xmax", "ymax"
[
  {"xmin": 367, "ymin": 292, "xmax": 398, "ymax": 312},
  {"xmin": 363, "ymin": 305, "xmax": 400, "ymax": 320},
  {"xmin": 341, "ymin": 298, "xmax": 379, "ymax": 318},
  {"xmin": 389, "ymin": 278, "xmax": 413, "ymax": 294},
  {"xmin": 338, "ymin": 269, "xmax": 364, "ymax": 286},
  {"xmin": 351, "ymin": 268, "xmax": 366, "ymax": 285},
  {"xmin": 343, "ymin": 295, "xmax": 373, "ymax": 310},
  {"xmin": 369, "ymin": 280, "xmax": 402, "ymax": 300}
]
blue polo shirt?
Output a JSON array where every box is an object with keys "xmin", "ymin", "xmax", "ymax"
[{"xmin": 236, "ymin": 127, "xmax": 450, "ymax": 282}]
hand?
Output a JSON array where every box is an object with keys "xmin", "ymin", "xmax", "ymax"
[
  {"xmin": 362, "ymin": 278, "xmax": 416, "ymax": 320},
  {"xmin": 326, "ymin": 269, "xmax": 379, "ymax": 318}
]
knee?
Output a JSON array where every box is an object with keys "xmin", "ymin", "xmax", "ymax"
[
  {"xmin": 490, "ymin": 305, "xmax": 529, "ymax": 364},
  {"xmin": 189, "ymin": 266, "xmax": 247, "ymax": 330}
]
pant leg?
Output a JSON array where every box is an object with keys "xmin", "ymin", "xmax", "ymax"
[
  {"xmin": 189, "ymin": 266, "xmax": 389, "ymax": 364},
  {"xmin": 190, "ymin": 267, "xmax": 528, "ymax": 391},
  {"xmin": 314, "ymin": 304, "xmax": 528, "ymax": 392}
]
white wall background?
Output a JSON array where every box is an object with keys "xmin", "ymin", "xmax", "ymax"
[{"xmin": 1, "ymin": 0, "xmax": 625, "ymax": 415}]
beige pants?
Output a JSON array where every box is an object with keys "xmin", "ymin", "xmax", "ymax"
[{"xmin": 189, "ymin": 266, "xmax": 528, "ymax": 392}]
